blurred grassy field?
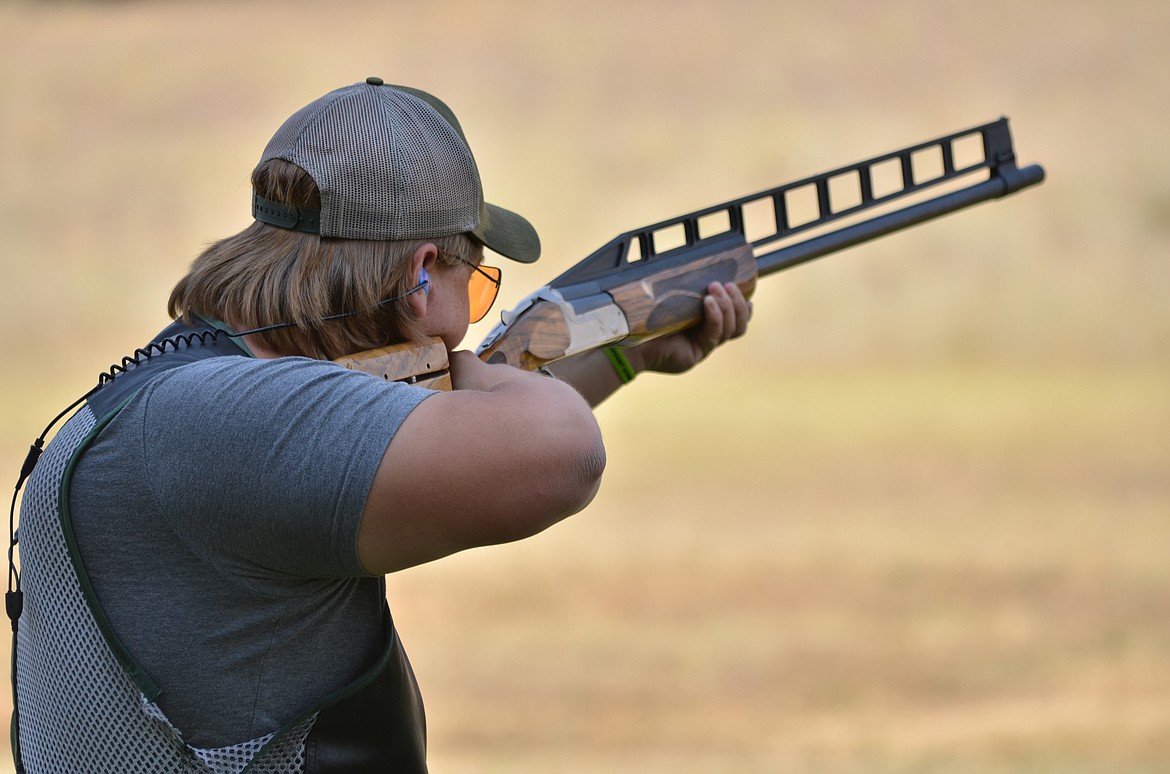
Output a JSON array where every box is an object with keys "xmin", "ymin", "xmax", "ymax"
[{"xmin": 2, "ymin": 0, "xmax": 1168, "ymax": 771}]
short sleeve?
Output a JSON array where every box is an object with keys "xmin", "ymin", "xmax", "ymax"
[{"xmin": 136, "ymin": 356, "xmax": 432, "ymax": 580}]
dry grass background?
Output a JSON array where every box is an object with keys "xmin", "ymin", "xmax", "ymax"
[{"xmin": 2, "ymin": 0, "xmax": 1169, "ymax": 771}]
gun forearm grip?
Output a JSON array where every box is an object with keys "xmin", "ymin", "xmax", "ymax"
[
  {"xmin": 608, "ymin": 244, "xmax": 757, "ymax": 339},
  {"xmin": 477, "ymin": 244, "xmax": 757, "ymax": 371}
]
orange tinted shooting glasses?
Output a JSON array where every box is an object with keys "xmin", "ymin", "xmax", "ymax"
[{"xmin": 462, "ymin": 258, "xmax": 501, "ymax": 323}]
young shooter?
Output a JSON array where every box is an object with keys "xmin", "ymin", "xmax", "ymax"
[{"xmin": 11, "ymin": 78, "xmax": 750, "ymax": 772}]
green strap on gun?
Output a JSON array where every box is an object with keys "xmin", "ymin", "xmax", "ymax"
[{"xmin": 339, "ymin": 117, "xmax": 1045, "ymax": 383}]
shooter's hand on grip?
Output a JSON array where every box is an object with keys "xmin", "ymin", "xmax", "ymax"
[{"xmin": 447, "ymin": 349, "xmax": 531, "ymax": 392}]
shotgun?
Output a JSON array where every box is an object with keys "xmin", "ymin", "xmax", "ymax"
[{"xmin": 337, "ymin": 117, "xmax": 1045, "ymax": 383}]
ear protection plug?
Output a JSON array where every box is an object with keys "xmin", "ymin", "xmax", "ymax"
[{"xmin": 418, "ymin": 267, "xmax": 430, "ymax": 294}]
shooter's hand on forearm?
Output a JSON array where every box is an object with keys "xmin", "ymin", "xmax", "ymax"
[{"xmin": 625, "ymin": 281, "xmax": 753, "ymax": 375}]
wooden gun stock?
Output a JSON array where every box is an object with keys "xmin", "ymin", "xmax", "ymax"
[{"xmin": 334, "ymin": 337, "xmax": 452, "ymax": 390}]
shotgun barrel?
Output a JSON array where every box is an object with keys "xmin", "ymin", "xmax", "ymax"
[{"xmin": 547, "ymin": 117, "xmax": 1045, "ymax": 289}]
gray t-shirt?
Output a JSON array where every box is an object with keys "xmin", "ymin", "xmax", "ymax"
[{"xmin": 69, "ymin": 355, "xmax": 433, "ymax": 748}]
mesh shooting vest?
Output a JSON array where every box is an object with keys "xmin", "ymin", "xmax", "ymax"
[{"xmin": 12, "ymin": 322, "xmax": 427, "ymax": 773}]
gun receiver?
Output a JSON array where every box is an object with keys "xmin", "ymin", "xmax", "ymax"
[{"xmin": 341, "ymin": 117, "xmax": 1045, "ymax": 382}]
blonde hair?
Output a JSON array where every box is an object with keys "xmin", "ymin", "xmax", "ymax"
[{"xmin": 168, "ymin": 159, "xmax": 476, "ymax": 360}]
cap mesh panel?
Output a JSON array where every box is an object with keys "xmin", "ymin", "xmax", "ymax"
[
  {"xmin": 385, "ymin": 90, "xmax": 481, "ymax": 238},
  {"xmin": 260, "ymin": 83, "xmax": 482, "ymax": 241}
]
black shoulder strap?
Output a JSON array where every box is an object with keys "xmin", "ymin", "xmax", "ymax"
[{"xmin": 86, "ymin": 319, "xmax": 251, "ymax": 419}]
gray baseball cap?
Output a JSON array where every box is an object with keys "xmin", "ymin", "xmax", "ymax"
[{"xmin": 254, "ymin": 77, "xmax": 540, "ymax": 263}]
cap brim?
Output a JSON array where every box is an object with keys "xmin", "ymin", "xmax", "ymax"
[{"xmin": 473, "ymin": 203, "xmax": 541, "ymax": 264}]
